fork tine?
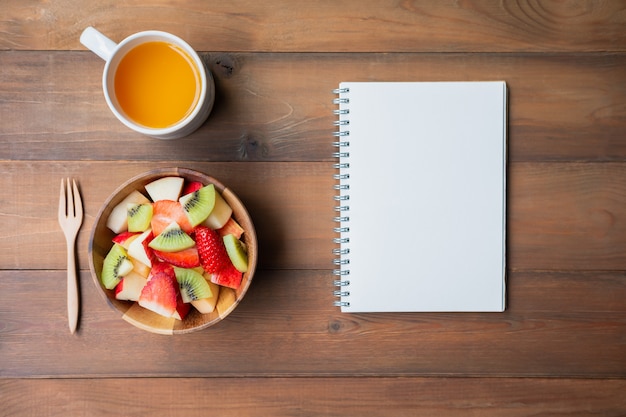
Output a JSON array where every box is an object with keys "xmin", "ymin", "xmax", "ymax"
[
  {"xmin": 72, "ymin": 179, "xmax": 83, "ymax": 219},
  {"xmin": 68, "ymin": 178, "xmax": 75, "ymax": 217}
]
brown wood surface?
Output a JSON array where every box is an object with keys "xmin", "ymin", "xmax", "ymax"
[
  {"xmin": 2, "ymin": 0, "xmax": 626, "ymax": 53},
  {"xmin": 2, "ymin": 378, "xmax": 626, "ymax": 417},
  {"xmin": 1, "ymin": 1, "xmax": 625, "ymax": 416}
]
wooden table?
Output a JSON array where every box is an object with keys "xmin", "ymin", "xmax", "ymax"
[{"xmin": 1, "ymin": 1, "xmax": 625, "ymax": 415}]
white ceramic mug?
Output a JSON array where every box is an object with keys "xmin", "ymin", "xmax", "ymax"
[{"xmin": 80, "ymin": 26, "xmax": 214, "ymax": 139}]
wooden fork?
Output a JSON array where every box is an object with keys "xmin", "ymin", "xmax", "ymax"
[{"xmin": 58, "ymin": 178, "xmax": 84, "ymax": 334}]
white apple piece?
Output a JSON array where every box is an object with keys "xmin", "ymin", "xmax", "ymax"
[
  {"xmin": 131, "ymin": 258, "xmax": 151, "ymax": 278},
  {"xmin": 202, "ymin": 190, "xmax": 233, "ymax": 229},
  {"xmin": 144, "ymin": 176, "xmax": 184, "ymax": 202},
  {"xmin": 115, "ymin": 271, "xmax": 148, "ymax": 301},
  {"xmin": 191, "ymin": 278, "xmax": 221, "ymax": 314},
  {"xmin": 127, "ymin": 229, "xmax": 154, "ymax": 267},
  {"xmin": 106, "ymin": 190, "xmax": 151, "ymax": 234},
  {"xmin": 116, "ymin": 233, "xmax": 139, "ymax": 250}
]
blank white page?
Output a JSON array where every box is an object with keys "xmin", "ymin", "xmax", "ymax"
[{"xmin": 334, "ymin": 81, "xmax": 507, "ymax": 312}]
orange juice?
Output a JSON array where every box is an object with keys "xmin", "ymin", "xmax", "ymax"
[{"xmin": 114, "ymin": 41, "xmax": 201, "ymax": 128}]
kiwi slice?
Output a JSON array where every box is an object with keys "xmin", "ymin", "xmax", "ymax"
[
  {"xmin": 173, "ymin": 267, "xmax": 213, "ymax": 303},
  {"xmin": 148, "ymin": 221, "xmax": 195, "ymax": 252},
  {"xmin": 179, "ymin": 184, "xmax": 216, "ymax": 227},
  {"xmin": 223, "ymin": 234, "xmax": 248, "ymax": 273},
  {"xmin": 127, "ymin": 203, "xmax": 153, "ymax": 232},
  {"xmin": 102, "ymin": 244, "xmax": 134, "ymax": 290}
]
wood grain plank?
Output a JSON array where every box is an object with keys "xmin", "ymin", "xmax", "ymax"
[
  {"xmin": 1, "ymin": 269, "xmax": 624, "ymax": 378},
  {"xmin": 2, "ymin": 377, "xmax": 625, "ymax": 417},
  {"xmin": 509, "ymin": 162, "xmax": 626, "ymax": 270},
  {"xmin": 1, "ymin": 0, "xmax": 625, "ymax": 53},
  {"xmin": 3, "ymin": 161, "xmax": 626, "ymax": 272},
  {"xmin": 1, "ymin": 52, "xmax": 624, "ymax": 162}
]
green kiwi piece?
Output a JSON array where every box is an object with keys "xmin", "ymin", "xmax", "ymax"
[
  {"xmin": 127, "ymin": 203, "xmax": 153, "ymax": 232},
  {"xmin": 102, "ymin": 244, "xmax": 134, "ymax": 290},
  {"xmin": 179, "ymin": 184, "xmax": 216, "ymax": 227},
  {"xmin": 148, "ymin": 221, "xmax": 195, "ymax": 252},
  {"xmin": 223, "ymin": 234, "xmax": 248, "ymax": 273},
  {"xmin": 173, "ymin": 267, "xmax": 213, "ymax": 303}
]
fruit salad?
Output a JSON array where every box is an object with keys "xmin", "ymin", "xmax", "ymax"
[{"xmin": 101, "ymin": 176, "xmax": 249, "ymax": 320}]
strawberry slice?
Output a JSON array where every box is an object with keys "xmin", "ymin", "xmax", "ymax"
[
  {"xmin": 194, "ymin": 226, "xmax": 232, "ymax": 274},
  {"xmin": 153, "ymin": 246, "xmax": 201, "ymax": 268},
  {"xmin": 151, "ymin": 200, "xmax": 193, "ymax": 236},
  {"xmin": 138, "ymin": 262, "xmax": 179, "ymax": 318},
  {"xmin": 182, "ymin": 181, "xmax": 203, "ymax": 196},
  {"xmin": 210, "ymin": 262, "xmax": 243, "ymax": 289},
  {"xmin": 173, "ymin": 297, "xmax": 192, "ymax": 320}
]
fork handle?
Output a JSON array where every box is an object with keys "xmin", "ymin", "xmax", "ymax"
[{"xmin": 66, "ymin": 241, "xmax": 79, "ymax": 334}]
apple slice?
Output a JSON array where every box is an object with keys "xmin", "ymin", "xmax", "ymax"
[
  {"xmin": 107, "ymin": 190, "xmax": 151, "ymax": 234},
  {"xmin": 144, "ymin": 176, "xmax": 184, "ymax": 202},
  {"xmin": 115, "ymin": 271, "xmax": 148, "ymax": 301},
  {"xmin": 216, "ymin": 287, "xmax": 237, "ymax": 315},
  {"xmin": 217, "ymin": 217, "xmax": 244, "ymax": 239},
  {"xmin": 131, "ymin": 258, "xmax": 151, "ymax": 278},
  {"xmin": 127, "ymin": 229, "xmax": 154, "ymax": 268},
  {"xmin": 191, "ymin": 274, "xmax": 221, "ymax": 314},
  {"xmin": 112, "ymin": 231, "xmax": 139, "ymax": 247},
  {"xmin": 202, "ymin": 189, "xmax": 233, "ymax": 229}
]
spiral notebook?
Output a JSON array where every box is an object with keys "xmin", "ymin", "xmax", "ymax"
[{"xmin": 332, "ymin": 81, "xmax": 507, "ymax": 312}]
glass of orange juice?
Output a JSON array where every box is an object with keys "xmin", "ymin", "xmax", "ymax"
[{"xmin": 80, "ymin": 27, "xmax": 215, "ymax": 139}]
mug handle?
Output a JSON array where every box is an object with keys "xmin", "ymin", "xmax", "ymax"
[{"xmin": 80, "ymin": 27, "xmax": 117, "ymax": 61}]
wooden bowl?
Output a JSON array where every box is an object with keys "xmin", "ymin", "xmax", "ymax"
[{"xmin": 88, "ymin": 167, "xmax": 257, "ymax": 334}]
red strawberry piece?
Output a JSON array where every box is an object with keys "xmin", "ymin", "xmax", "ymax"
[
  {"xmin": 211, "ymin": 262, "xmax": 243, "ymax": 289},
  {"xmin": 112, "ymin": 231, "xmax": 139, "ymax": 245},
  {"xmin": 138, "ymin": 262, "xmax": 179, "ymax": 318},
  {"xmin": 194, "ymin": 226, "xmax": 232, "ymax": 274},
  {"xmin": 173, "ymin": 296, "xmax": 192, "ymax": 320},
  {"xmin": 182, "ymin": 181, "xmax": 203, "ymax": 196},
  {"xmin": 151, "ymin": 200, "xmax": 193, "ymax": 236},
  {"xmin": 153, "ymin": 246, "xmax": 201, "ymax": 268}
]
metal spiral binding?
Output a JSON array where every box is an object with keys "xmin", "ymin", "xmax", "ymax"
[{"xmin": 332, "ymin": 87, "xmax": 351, "ymax": 308}]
